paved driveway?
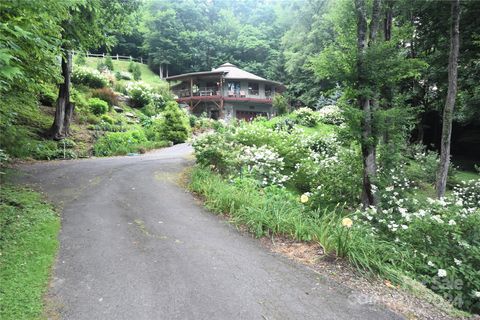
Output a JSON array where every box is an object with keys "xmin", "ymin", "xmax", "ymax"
[{"xmin": 16, "ymin": 144, "xmax": 402, "ymax": 320}]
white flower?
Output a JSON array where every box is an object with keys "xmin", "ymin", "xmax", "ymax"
[
  {"xmin": 454, "ymin": 258, "xmax": 462, "ymax": 266},
  {"xmin": 385, "ymin": 186, "xmax": 394, "ymax": 192},
  {"xmin": 437, "ymin": 269, "xmax": 447, "ymax": 278},
  {"xmin": 448, "ymin": 219, "xmax": 456, "ymax": 226},
  {"xmin": 398, "ymin": 207, "xmax": 408, "ymax": 215},
  {"xmin": 474, "ymin": 291, "xmax": 480, "ymax": 298},
  {"xmin": 427, "ymin": 261, "xmax": 434, "ymax": 267},
  {"xmin": 401, "ymin": 225, "xmax": 408, "ymax": 230}
]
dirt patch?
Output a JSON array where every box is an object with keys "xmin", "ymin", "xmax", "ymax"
[{"xmin": 262, "ymin": 237, "xmax": 324, "ymax": 265}]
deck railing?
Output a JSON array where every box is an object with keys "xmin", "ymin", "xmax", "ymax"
[
  {"xmin": 193, "ymin": 87, "xmax": 219, "ymax": 96},
  {"xmin": 173, "ymin": 87, "xmax": 275, "ymax": 100}
]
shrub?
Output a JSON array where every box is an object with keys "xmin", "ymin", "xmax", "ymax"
[
  {"xmin": 101, "ymin": 114, "xmax": 115, "ymax": 124},
  {"xmin": 192, "ymin": 131, "xmax": 240, "ymax": 174},
  {"xmin": 273, "ymin": 94, "xmax": 289, "ymax": 115},
  {"xmin": 88, "ymin": 98, "xmax": 109, "ymax": 115},
  {"xmin": 86, "ymin": 114, "xmax": 100, "ymax": 124},
  {"xmin": 93, "ymin": 129, "xmax": 168, "ymax": 156},
  {"xmin": 70, "ymin": 87, "xmax": 88, "ymax": 110},
  {"xmin": 353, "ymin": 179, "xmax": 480, "ymax": 313},
  {"xmin": 132, "ymin": 64, "xmax": 141, "ymax": 80},
  {"xmin": 104, "ymin": 56, "xmax": 114, "ymax": 71},
  {"xmin": 189, "ymin": 114, "xmax": 198, "ymax": 127},
  {"xmin": 141, "ymin": 102, "xmax": 158, "ymax": 117},
  {"xmin": 293, "ymin": 107, "xmax": 320, "ymax": 127},
  {"xmin": 128, "ymin": 61, "xmax": 135, "ymax": 72},
  {"xmin": 115, "ymin": 71, "xmax": 133, "ymax": 81},
  {"xmin": 38, "ymin": 86, "xmax": 57, "ymax": 106},
  {"xmin": 239, "ymin": 145, "xmax": 290, "ymax": 186},
  {"xmin": 317, "ymin": 105, "xmax": 344, "ymax": 125},
  {"xmin": 96, "ymin": 56, "xmax": 113, "ymax": 72},
  {"xmin": 125, "ymin": 81, "xmax": 164, "ymax": 109},
  {"xmin": 74, "ymin": 52, "xmax": 87, "ymax": 65},
  {"xmin": 72, "ymin": 67, "xmax": 107, "ymax": 88},
  {"xmin": 91, "ymin": 87, "xmax": 118, "ymax": 107},
  {"xmin": 159, "ymin": 102, "xmax": 190, "ymax": 144}
]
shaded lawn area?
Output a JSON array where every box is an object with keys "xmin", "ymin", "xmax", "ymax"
[{"xmin": 0, "ymin": 185, "xmax": 60, "ymax": 319}]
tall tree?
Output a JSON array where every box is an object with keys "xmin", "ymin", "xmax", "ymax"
[
  {"xmin": 355, "ymin": 0, "xmax": 382, "ymax": 207},
  {"xmin": 51, "ymin": 0, "xmax": 139, "ymax": 139},
  {"xmin": 436, "ymin": 0, "xmax": 460, "ymax": 198}
]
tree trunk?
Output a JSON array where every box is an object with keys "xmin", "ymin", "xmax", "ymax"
[
  {"xmin": 159, "ymin": 64, "xmax": 164, "ymax": 79},
  {"xmin": 356, "ymin": 0, "xmax": 380, "ymax": 207},
  {"xmin": 51, "ymin": 50, "xmax": 72, "ymax": 140},
  {"xmin": 384, "ymin": 0, "xmax": 393, "ymax": 41},
  {"xmin": 63, "ymin": 102, "xmax": 75, "ymax": 136},
  {"xmin": 436, "ymin": 0, "xmax": 460, "ymax": 198}
]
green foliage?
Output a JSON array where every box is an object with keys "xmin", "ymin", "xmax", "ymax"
[
  {"xmin": 0, "ymin": 94, "xmax": 66, "ymax": 159},
  {"xmin": 131, "ymin": 63, "xmax": 141, "ymax": 80},
  {"xmin": 292, "ymin": 107, "xmax": 320, "ymax": 127},
  {"xmin": 101, "ymin": 114, "xmax": 115, "ymax": 124},
  {"xmin": 0, "ymin": 0, "xmax": 68, "ymax": 92},
  {"xmin": 272, "ymin": 94, "xmax": 289, "ymax": 115},
  {"xmin": 104, "ymin": 55, "xmax": 114, "ymax": 71},
  {"xmin": 115, "ymin": 71, "xmax": 133, "ymax": 80},
  {"xmin": 125, "ymin": 81, "xmax": 165, "ymax": 109},
  {"xmin": 88, "ymin": 98, "xmax": 109, "ymax": 115},
  {"xmin": 159, "ymin": 102, "xmax": 190, "ymax": 144},
  {"xmin": 93, "ymin": 129, "xmax": 168, "ymax": 156},
  {"xmin": 0, "ymin": 186, "xmax": 60, "ymax": 319},
  {"xmin": 38, "ymin": 85, "xmax": 58, "ymax": 107},
  {"xmin": 188, "ymin": 166, "xmax": 407, "ymax": 281},
  {"xmin": 91, "ymin": 87, "xmax": 118, "ymax": 107},
  {"xmin": 74, "ymin": 51, "xmax": 87, "ymax": 65}
]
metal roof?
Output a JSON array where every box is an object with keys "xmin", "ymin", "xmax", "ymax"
[{"xmin": 166, "ymin": 63, "xmax": 283, "ymax": 86}]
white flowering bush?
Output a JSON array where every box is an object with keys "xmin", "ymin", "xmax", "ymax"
[
  {"xmin": 72, "ymin": 66, "xmax": 108, "ymax": 88},
  {"xmin": 192, "ymin": 131, "xmax": 241, "ymax": 174},
  {"xmin": 453, "ymin": 179, "xmax": 480, "ymax": 208},
  {"xmin": 115, "ymin": 71, "xmax": 133, "ymax": 80},
  {"xmin": 353, "ymin": 180, "xmax": 480, "ymax": 312},
  {"xmin": 125, "ymin": 81, "xmax": 164, "ymax": 109},
  {"xmin": 239, "ymin": 145, "xmax": 290, "ymax": 186},
  {"xmin": 292, "ymin": 107, "xmax": 320, "ymax": 127},
  {"xmin": 317, "ymin": 105, "xmax": 344, "ymax": 125}
]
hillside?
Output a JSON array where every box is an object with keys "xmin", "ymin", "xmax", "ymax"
[{"xmin": 83, "ymin": 57, "xmax": 163, "ymax": 86}]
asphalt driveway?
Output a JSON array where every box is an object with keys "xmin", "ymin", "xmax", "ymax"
[{"xmin": 15, "ymin": 144, "xmax": 402, "ymax": 320}]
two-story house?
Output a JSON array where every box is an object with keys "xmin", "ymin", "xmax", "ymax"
[{"xmin": 166, "ymin": 63, "xmax": 284, "ymax": 120}]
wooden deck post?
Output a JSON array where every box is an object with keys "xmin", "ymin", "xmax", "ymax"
[{"xmin": 190, "ymin": 77, "xmax": 193, "ymax": 98}]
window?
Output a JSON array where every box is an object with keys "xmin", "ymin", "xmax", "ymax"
[
  {"xmin": 265, "ymin": 85, "xmax": 274, "ymax": 97},
  {"xmin": 227, "ymin": 81, "xmax": 241, "ymax": 95},
  {"xmin": 248, "ymin": 82, "xmax": 259, "ymax": 95}
]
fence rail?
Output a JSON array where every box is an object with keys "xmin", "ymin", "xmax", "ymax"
[{"xmin": 72, "ymin": 50, "xmax": 146, "ymax": 64}]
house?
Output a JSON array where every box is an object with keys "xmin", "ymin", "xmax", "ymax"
[{"xmin": 166, "ymin": 63, "xmax": 284, "ymax": 120}]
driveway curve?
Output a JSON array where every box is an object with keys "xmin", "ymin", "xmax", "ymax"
[{"xmin": 16, "ymin": 144, "xmax": 402, "ymax": 320}]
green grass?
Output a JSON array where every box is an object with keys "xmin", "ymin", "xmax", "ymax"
[
  {"xmin": 455, "ymin": 170, "xmax": 479, "ymax": 182},
  {"xmin": 188, "ymin": 166, "xmax": 408, "ymax": 276},
  {"xmin": 0, "ymin": 185, "xmax": 60, "ymax": 319},
  {"xmin": 83, "ymin": 57, "xmax": 163, "ymax": 86},
  {"xmin": 299, "ymin": 122, "xmax": 336, "ymax": 135}
]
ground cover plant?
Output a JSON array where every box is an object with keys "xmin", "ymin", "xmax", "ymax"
[
  {"xmin": 0, "ymin": 186, "xmax": 60, "ymax": 319},
  {"xmin": 190, "ymin": 112, "xmax": 480, "ymax": 314}
]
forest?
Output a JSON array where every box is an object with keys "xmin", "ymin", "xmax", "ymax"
[{"xmin": 1, "ymin": 0, "xmax": 480, "ymax": 319}]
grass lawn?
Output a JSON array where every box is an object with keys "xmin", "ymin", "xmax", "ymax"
[
  {"xmin": 455, "ymin": 169, "xmax": 479, "ymax": 182},
  {"xmin": 0, "ymin": 185, "xmax": 60, "ymax": 319},
  {"xmin": 84, "ymin": 57, "xmax": 163, "ymax": 86}
]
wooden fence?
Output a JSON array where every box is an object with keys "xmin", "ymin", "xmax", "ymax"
[{"xmin": 72, "ymin": 51, "xmax": 146, "ymax": 64}]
